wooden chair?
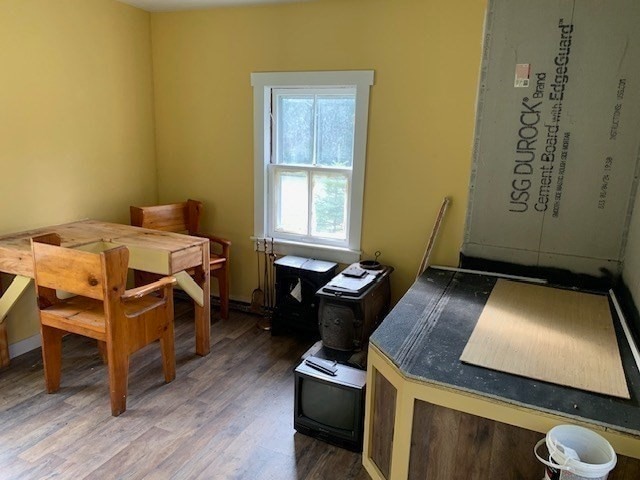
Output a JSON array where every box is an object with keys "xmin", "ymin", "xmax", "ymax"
[
  {"xmin": 130, "ymin": 199, "xmax": 231, "ymax": 320},
  {"xmin": 31, "ymin": 234, "xmax": 177, "ymax": 417}
]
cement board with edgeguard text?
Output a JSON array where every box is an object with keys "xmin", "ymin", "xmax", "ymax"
[{"xmin": 463, "ymin": 0, "xmax": 640, "ymax": 276}]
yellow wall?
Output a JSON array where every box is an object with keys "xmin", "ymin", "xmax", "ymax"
[
  {"xmin": 1, "ymin": 0, "xmax": 488, "ymax": 349},
  {"xmin": 0, "ymin": 0, "xmax": 157, "ymax": 343},
  {"xmin": 150, "ymin": 0, "xmax": 487, "ymax": 302}
]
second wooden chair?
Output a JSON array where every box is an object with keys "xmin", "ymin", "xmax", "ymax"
[{"xmin": 130, "ymin": 199, "xmax": 231, "ymax": 319}]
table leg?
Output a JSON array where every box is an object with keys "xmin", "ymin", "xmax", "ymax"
[
  {"xmin": 0, "ymin": 323, "xmax": 6, "ymax": 369},
  {"xmin": 193, "ymin": 242, "xmax": 210, "ymax": 356}
]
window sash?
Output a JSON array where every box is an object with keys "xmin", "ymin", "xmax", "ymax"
[
  {"xmin": 268, "ymin": 164, "xmax": 352, "ymax": 247},
  {"xmin": 272, "ymin": 87, "xmax": 356, "ymax": 168}
]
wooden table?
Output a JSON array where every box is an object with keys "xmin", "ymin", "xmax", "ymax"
[{"xmin": 0, "ymin": 220, "xmax": 211, "ymax": 367}]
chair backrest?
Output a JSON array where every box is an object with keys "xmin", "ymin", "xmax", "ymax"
[
  {"xmin": 31, "ymin": 234, "xmax": 129, "ymax": 303},
  {"xmin": 130, "ymin": 199, "xmax": 202, "ymax": 235}
]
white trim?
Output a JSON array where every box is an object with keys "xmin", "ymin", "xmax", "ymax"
[
  {"xmin": 251, "ymin": 70, "xmax": 374, "ymax": 89},
  {"xmin": 251, "ymin": 70, "xmax": 374, "ymax": 253},
  {"xmin": 609, "ymin": 289, "xmax": 640, "ymax": 375},
  {"xmin": 9, "ymin": 333, "xmax": 41, "ymax": 359},
  {"xmin": 349, "ymin": 75, "xmax": 371, "ymax": 251},
  {"xmin": 430, "ymin": 265, "xmax": 548, "ymax": 284},
  {"xmin": 275, "ymin": 241, "xmax": 360, "ymax": 264},
  {"xmin": 250, "ymin": 236, "xmax": 361, "ymax": 264}
]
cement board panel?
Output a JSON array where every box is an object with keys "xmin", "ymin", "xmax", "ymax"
[{"xmin": 464, "ymin": 0, "xmax": 640, "ymax": 275}]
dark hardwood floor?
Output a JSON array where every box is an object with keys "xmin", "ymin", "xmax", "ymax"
[{"xmin": 0, "ymin": 299, "xmax": 370, "ymax": 480}]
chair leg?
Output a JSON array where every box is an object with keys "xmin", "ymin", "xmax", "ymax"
[
  {"xmin": 97, "ymin": 340, "xmax": 108, "ymax": 364},
  {"xmin": 217, "ymin": 265, "xmax": 230, "ymax": 320},
  {"xmin": 107, "ymin": 344, "xmax": 129, "ymax": 417},
  {"xmin": 159, "ymin": 319, "xmax": 176, "ymax": 384},
  {"xmin": 40, "ymin": 324, "xmax": 63, "ymax": 393}
]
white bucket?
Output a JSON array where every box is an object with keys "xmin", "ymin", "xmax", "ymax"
[{"xmin": 534, "ymin": 425, "xmax": 617, "ymax": 480}]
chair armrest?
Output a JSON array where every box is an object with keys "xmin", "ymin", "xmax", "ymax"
[
  {"xmin": 121, "ymin": 276, "xmax": 177, "ymax": 301},
  {"xmin": 193, "ymin": 232, "xmax": 231, "ymax": 258}
]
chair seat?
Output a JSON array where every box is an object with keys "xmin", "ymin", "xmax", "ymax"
[
  {"xmin": 41, "ymin": 296, "xmax": 107, "ymax": 340},
  {"xmin": 40, "ymin": 294, "xmax": 166, "ymax": 342},
  {"xmin": 184, "ymin": 254, "xmax": 226, "ymax": 276},
  {"xmin": 122, "ymin": 294, "xmax": 167, "ymax": 318},
  {"xmin": 209, "ymin": 253, "xmax": 226, "ymax": 268}
]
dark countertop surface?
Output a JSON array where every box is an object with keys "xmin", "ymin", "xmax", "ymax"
[{"xmin": 370, "ymin": 268, "xmax": 640, "ymax": 437}]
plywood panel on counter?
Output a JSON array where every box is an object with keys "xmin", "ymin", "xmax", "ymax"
[{"xmin": 461, "ymin": 279, "xmax": 629, "ymax": 398}]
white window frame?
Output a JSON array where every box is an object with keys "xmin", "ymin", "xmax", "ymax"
[{"xmin": 251, "ymin": 70, "xmax": 374, "ymax": 264}]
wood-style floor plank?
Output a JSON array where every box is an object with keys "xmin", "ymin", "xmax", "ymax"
[{"xmin": 0, "ymin": 299, "xmax": 369, "ymax": 480}]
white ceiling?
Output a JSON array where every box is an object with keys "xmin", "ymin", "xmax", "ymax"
[{"xmin": 117, "ymin": 0, "xmax": 313, "ymax": 12}]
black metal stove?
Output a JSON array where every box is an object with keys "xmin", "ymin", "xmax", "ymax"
[{"xmin": 316, "ymin": 264, "xmax": 393, "ymax": 353}]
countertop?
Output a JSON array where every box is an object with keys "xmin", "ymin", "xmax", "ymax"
[{"xmin": 370, "ymin": 267, "xmax": 640, "ymax": 437}]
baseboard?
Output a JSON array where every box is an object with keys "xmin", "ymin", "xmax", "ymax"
[
  {"xmin": 173, "ymin": 291, "xmax": 271, "ymax": 315},
  {"xmin": 9, "ymin": 334, "xmax": 41, "ymax": 359}
]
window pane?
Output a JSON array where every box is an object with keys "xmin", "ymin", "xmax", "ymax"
[
  {"xmin": 311, "ymin": 173, "xmax": 348, "ymax": 239},
  {"xmin": 316, "ymin": 96, "xmax": 355, "ymax": 167},
  {"xmin": 278, "ymin": 96, "xmax": 314, "ymax": 165},
  {"xmin": 275, "ymin": 170, "xmax": 308, "ymax": 235}
]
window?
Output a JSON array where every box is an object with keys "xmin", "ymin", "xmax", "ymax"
[{"xmin": 252, "ymin": 71, "xmax": 373, "ymax": 263}]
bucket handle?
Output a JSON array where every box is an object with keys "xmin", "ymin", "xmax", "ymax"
[{"xmin": 534, "ymin": 438, "xmax": 576, "ymax": 473}]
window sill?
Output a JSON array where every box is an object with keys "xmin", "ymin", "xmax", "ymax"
[{"xmin": 251, "ymin": 237, "xmax": 361, "ymax": 265}]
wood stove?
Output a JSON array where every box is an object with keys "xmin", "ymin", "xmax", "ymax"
[{"xmin": 316, "ymin": 265, "xmax": 393, "ymax": 352}]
